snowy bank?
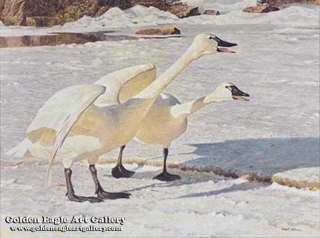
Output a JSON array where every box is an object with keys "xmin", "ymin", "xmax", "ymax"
[
  {"xmin": 272, "ymin": 167, "xmax": 320, "ymax": 190},
  {"xmin": 0, "ymin": 4, "xmax": 318, "ymax": 37},
  {"xmin": 185, "ymin": 0, "xmax": 257, "ymax": 13},
  {"xmin": 180, "ymin": 5, "xmax": 319, "ymax": 28},
  {"xmin": 60, "ymin": 5, "xmax": 179, "ymax": 31}
]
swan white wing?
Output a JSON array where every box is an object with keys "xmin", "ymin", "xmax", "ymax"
[
  {"xmin": 94, "ymin": 63, "xmax": 156, "ymax": 107},
  {"xmin": 45, "ymin": 84, "xmax": 106, "ymax": 187},
  {"xmin": 27, "ymin": 84, "xmax": 106, "ymax": 133}
]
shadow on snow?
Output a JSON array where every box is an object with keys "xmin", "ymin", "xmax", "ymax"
[{"xmin": 182, "ymin": 137, "xmax": 320, "ymax": 176}]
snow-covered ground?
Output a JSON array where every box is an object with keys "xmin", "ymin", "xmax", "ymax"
[
  {"xmin": 1, "ymin": 1, "xmax": 319, "ymax": 237},
  {"xmin": 1, "ymin": 164, "xmax": 319, "ymax": 237}
]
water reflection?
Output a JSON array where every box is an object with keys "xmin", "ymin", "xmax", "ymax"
[{"xmin": 0, "ymin": 32, "xmax": 181, "ymax": 48}]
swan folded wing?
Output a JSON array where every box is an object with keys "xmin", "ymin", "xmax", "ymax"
[
  {"xmin": 45, "ymin": 84, "xmax": 106, "ymax": 187},
  {"xmin": 27, "ymin": 85, "xmax": 106, "ymax": 134},
  {"xmin": 94, "ymin": 63, "xmax": 156, "ymax": 107}
]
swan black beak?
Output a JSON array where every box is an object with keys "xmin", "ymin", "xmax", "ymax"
[
  {"xmin": 211, "ymin": 36, "xmax": 238, "ymax": 53},
  {"xmin": 228, "ymin": 85, "xmax": 250, "ymax": 101}
]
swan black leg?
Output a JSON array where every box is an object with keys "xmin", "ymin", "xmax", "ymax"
[
  {"xmin": 111, "ymin": 145, "xmax": 135, "ymax": 178},
  {"xmin": 64, "ymin": 168, "xmax": 103, "ymax": 203},
  {"xmin": 153, "ymin": 148, "xmax": 181, "ymax": 182},
  {"xmin": 89, "ymin": 165, "xmax": 131, "ymax": 199}
]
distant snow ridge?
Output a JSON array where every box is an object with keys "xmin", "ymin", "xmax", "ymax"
[
  {"xmin": 180, "ymin": 5, "xmax": 320, "ymax": 28},
  {"xmin": 62, "ymin": 5, "xmax": 178, "ymax": 30},
  {"xmin": 183, "ymin": 0, "xmax": 259, "ymax": 13},
  {"xmin": 125, "ymin": 5, "xmax": 179, "ymax": 23},
  {"xmin": 52, "ymin": 4, "xmax": 320, "ymax": 31}
]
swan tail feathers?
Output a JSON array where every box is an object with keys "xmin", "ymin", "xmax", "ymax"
[{"xmin": 5, "ymin": 139, "xmax": 34, "ymax": 158}]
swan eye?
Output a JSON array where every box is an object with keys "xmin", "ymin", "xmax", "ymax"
[{"xmin": 209, "ymin": 36, "xmax": 219, "ymax": 42}]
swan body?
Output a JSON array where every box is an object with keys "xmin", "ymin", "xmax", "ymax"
[
  {"xmin": 7, "ymin": 34, "xmax": 238, "ymax": 202},
  {"xmin": 134, "ymin": 93, "xmax": 187, "ymax": 147},
  {"xmin": 113, "ymin": 83, "xmax": 249, "ymax": 181}
]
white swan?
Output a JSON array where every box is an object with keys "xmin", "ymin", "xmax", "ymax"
[
  {"xmin": 112, "ymin": 83, "xmax": 249, "ymax": 181},
  {"xmin": 7, "ymin": 63, "xmax": 157, "ymax": 202},
  {"xmin": 7, "ymin": 33, "xmax": 237, "ymax": 202},
  {"xmin": 111, "ymin": 82, "xmax": 249, "ymax": 181}
]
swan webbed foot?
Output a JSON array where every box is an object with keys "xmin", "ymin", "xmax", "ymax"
[
  {"xmin": 111, "ymin": 164, "xmax": 135, "ymax": 178},
  {"xmin": 64, "ymin": 168, "xmax": 103, "ymax": 203},
  {"xmin": 153, "ymin": 171, "xmax": 181, "ymax": 182},
  {"xmin": 88, "ymin": 164, "xmax": 131, "ymax": 199},
  {"xmin": 97, "ymin": 189, "xmax": 131, "ymax": 200},
  {"xmin": 67, "ymin": 193, "xmax": 103, "ymax": 203}
]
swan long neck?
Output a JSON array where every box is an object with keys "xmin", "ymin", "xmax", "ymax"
[
  {"xmin": 134, "ymin": 47, "xmax": 196, "ymax": 100},
  {"xmin": 171, "ymin": 93, "xmax": 231, "ymax": 119},
  {"xmin": 171, "ymin": 96, "xmax": 207, "ymax": 119}
]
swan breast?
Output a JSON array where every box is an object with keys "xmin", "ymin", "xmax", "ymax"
[{"xmin": 135, "ymin": 93, "xmax": 187, "ymax": 146}]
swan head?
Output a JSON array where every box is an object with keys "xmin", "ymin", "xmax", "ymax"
[
  {"xmin": 204, "ymin": 82, "xmax": 250, "ymax": 103},
  {"xmin": 189, "ymin": 33, "xmax": 237, "ymax": 60}
]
